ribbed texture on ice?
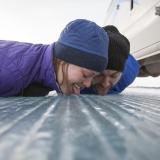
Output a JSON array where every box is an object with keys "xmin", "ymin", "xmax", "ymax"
[{"xmin": 0, "ymin": 90, "xmax": 160, "ymax": 160}]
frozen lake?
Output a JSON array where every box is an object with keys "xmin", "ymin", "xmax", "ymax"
[{"xmin": 0, "ymin": 88, "xmax": 160, "ymax": 160}]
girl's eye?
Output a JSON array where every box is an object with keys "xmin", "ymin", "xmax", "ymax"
[
  {"xmin": 83, "ymin": 74, "xmax": 90, "ymax": 78},
  {"xmin": 83, "ymin": 72, "xmax": 93, "ymax": 78},
  {"xmin": 82, "ymin": 73, "xmax": 87, "ymax": 79}
]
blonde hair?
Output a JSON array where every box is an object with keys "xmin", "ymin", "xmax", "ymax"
[{"xmin": 54, "ymin": 57, "xmax": 69, "ymax": 91}]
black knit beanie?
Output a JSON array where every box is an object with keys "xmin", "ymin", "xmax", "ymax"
[{"xmin": 103, "ymin": 25, "xmax": 130, "ymax": 72}]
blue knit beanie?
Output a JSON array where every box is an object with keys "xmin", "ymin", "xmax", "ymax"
[{"xmin": 54, "ymin": 19, "xmax": 109, "ymax": 72}]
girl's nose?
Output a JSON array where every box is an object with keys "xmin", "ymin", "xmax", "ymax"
[{"xmin": 83, "ymin": 78, "xmax": 92, "ymax": 88}]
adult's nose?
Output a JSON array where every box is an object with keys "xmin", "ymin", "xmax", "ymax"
[{"xmin": 101, "ymin": 77, "xmax": 112, "ymax": 89}]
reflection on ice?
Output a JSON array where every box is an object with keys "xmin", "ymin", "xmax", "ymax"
[{"xmin": 0, "ymin": 89, "xmax": 160, "ymax": 160}]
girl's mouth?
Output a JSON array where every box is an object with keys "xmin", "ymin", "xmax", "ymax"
[{"xmin": 72, "ymin": 83, "xmax": 81, "ymax": 95}]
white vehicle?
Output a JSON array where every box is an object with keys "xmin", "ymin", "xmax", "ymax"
[{"xmin": 104, "ymin": 0, "xmax": 160, "ymax": 77}]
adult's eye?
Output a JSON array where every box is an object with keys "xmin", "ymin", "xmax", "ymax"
[{"xmin": 111, "ymin": 75, "xmax": 117, "ymax": 78}]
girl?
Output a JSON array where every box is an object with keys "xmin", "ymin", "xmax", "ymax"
[{"xmin": 0, "ymin": 19, "xmax": 109, "ymax": 96}]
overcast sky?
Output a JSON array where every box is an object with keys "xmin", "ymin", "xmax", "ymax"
[
  {"xmin": 0, "ymin": 0, "xmax": 110, "ymax": 43},
  {"xmin": 0, "ymin": 0, "xmax": 159, "ymax": 87}
]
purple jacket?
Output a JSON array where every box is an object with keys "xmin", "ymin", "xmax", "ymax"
[{"xmin": 0, "ymin": 40, "xmax": 61, "ymax": 96}]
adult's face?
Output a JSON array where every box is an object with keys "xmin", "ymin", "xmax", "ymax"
[
  {"xmin": 59, "ymin": 63, "xmax": 98, "ymax": 95},
  {"xmin": 92, "ymin": 69, "xmax": 122, "ymax": 95}
]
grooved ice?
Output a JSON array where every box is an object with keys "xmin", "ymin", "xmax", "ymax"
[{"xmin": 0, "ymin": 90, "xmax": 160, "ymax": 160}]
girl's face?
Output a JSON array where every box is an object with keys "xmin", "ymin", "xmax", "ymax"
[
  {"xmin": 59, "ymin": 63, "xmax": 98, "ymax": 95},
  {"xmin": 92, "ymin": 69, "xmax": 122, "ymax": 95}
]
